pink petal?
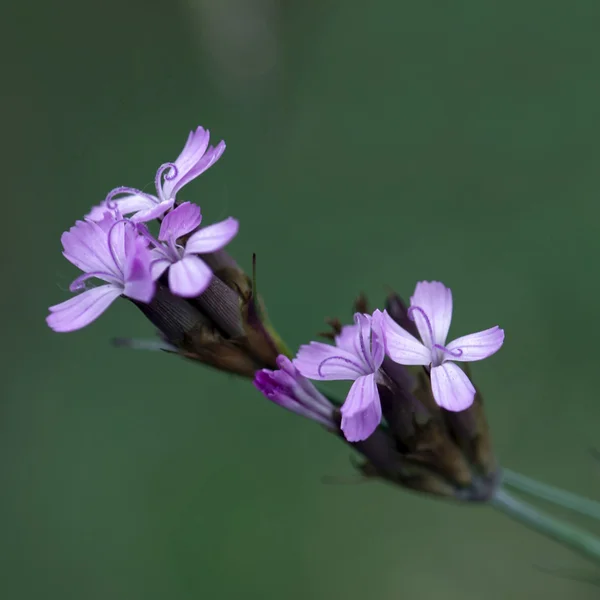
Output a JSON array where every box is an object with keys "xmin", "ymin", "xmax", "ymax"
[
  {"xmin": 294, "ymin": 342, "xmax": 366, "ymax": 381},
  {"xmin": 410, "ymin": 281, "xmax": 453, "ymax": 348},
  {"xmin": 168, "ymin": 255, "xmax": 212, "ymax": 297},
  {"xmin": 46, "ymin": 286, "xmax": 122, "ymax": 332},
  {"xmin": 430, "ymin": 363, "xmax": 475, "ymax": 411},
  {"xmin": 381, "ymin": 310, "xmax": 431, "ymax": 365},
  {"xmin": 185, "ymin": 217, "xmax": 239, "ymax": 255},
  {"xmin": 340, "ymin": 373, "xmax": 382, "ymax": 442},
  {"xmin": 158, "ymin": 202, "xmax": 202, "ymax": 241},
  {"xmin": 445, "ymin": 326, "xmax": 505, "ymax": 362}
]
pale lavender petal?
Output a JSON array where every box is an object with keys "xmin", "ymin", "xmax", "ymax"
[
  {"xmin": 334, "ymin": 314, "xmax": 384, "ymax": 371},
  {"xmin": 158, "ymin": 202, "xmax": 202, "ymax": 241},
  {"xmin": 275, "ymin": 355, "xmax": 333, "ymax": 415},
  {"xmin": 381, "ymin": 310, "xmax": 431, "ymax": 365},
  {"xmin": 105, "ymin": 193, "xmax": 159, "ymax": 218},
  {"xmin": 92, "ymin": 209, "xmax": 122, "ymax": 233},
  {"xmin": 253, "ymin": 367, "xmax": 335, "ymax": 428},
  {"xmin": 294, "ymin": 342, "xmax": 366, "ymax": 381},
  {"xmin": 370, "ymin": 309, "xmax": 385, "ymax": 369},
  {"xmin": 61, "ymin": 218, "xmax": 119, "ymax": 277},
  {"xmin": 410, "ymin": 281, "xmax": 453, "ymax": 348},
  {"xmin": 86, "ymin": 202, "xmax": 113, "ymax": 221},
  {"xmin": 177, "ymin": 141, "xmax": 225, "ymax": 182},
  {"xmin": 445, "ymin": 326, "xmax": 505, "ymax": 362},
  {"xmin": 430, "ymin": 363, "xmax": 475, "ymax": 411},
  {"xmin": 168, "ymin": 255, "xmax": 212, "ymax": 297},
  {"xmin": 340, "ymin": 373, "xmax": 382, "ymax": 442},
  {"xmin": 150, "ymin": 255, "xmax": 172, "ymax": 280},
  {"xmin": 99, "ymin": 216, "xmax": 144, "ymax": 277},
  {"xmin": 46, "ymin": 285, "xmax": 122, "ymax": 332},
  {"xmin": 354, "ymin": 313, "xmax": 374, "ymax": 369},
  {"xmin": 161, "ymin": 128, "xmax": 226, "ymax": 199},
  {"xmin": 348, "ymin": 313, "xmax": 382, "ymax": 372},
  {"xmin": 122, "ymin": 216, "xmax": 146, "ymax": 256},
  {"xmin": 254, "ymin": 371, "xmax": 313, "ymax": 417},
  {"xmin": 106, "ymin": 217, "xmax": 128, "ymax": 273},
  {"xmin": 167, "ymin": 141, "xmax": 226, "ymax": 198},
  {"xmin": 128, "ymin": 199, "xmax": 174, "ymax": 223},
  {"xmin": 335, "ymin": 324, "xmax": 358, "ymax": 353},
  {"xmin": 162, "ymin": 127, "xmax": 210, "ymax": 199},
  {"xmin": 123, "ymin": 238, "xmax": 155, "ymax": 303},
  {"xmin": 185, "ymin": 217, "xmax": 239, "ymax": 255}
]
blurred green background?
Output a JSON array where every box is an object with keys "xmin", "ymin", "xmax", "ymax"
[{"xmin": 3, "ymin": 1, "xmax": 600, "ymax": 598}]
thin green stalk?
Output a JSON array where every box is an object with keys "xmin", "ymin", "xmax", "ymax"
[
  {"xmin": 491, "ymin": 488, "xmax": 600, "ymax": 565},
  {"xmin": 502, "ymin": 469, "xmax": 600, "ymax": 522}
]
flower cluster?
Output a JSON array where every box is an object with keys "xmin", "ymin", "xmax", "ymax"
[
  {"xmin": 47, "ymin": 123, "xmax": 507, "ymax": 501},
  {"xmin": 47, "ymin": 127, "xmax": 237, "ymax": 332},
  {"xmin": 257, "ymin": 281, "xmax": 504, "ymax": 442}
]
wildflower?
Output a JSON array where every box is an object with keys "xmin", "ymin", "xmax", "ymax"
[
  {"xmin": 381, "ymin": 281, "xmax": 504, "ymax": 411},
  {"xmin": 87, "ymin": 126, "xmax": 225, "ymax": 223},
  {"xmin": 46, "ymin": 211, "xmax": 155, "ymax": 332},
  {"xmin": 293, "ymin": 312, "xmax": 385, "ymax": 442},
  {"xmin": 138, "ymin": 201, "xmax": 239, "ymax": 298},
  {"xmin": 254, "ymin": 355, "xmax": 336, "ymax": 428}
]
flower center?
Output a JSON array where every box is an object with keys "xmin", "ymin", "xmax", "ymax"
[
  {"xmin": 407, "ymin": 306, "xmax": 462, "ymax": 366},
  {"xmin": 433, "ymin": 344, "xmax": 463, "ymax": 363},
  {"xmin": 136, "ymin": 224, "xmax": 182, "ymax": 263}
]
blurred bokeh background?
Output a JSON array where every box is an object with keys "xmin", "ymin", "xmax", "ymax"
[{"xmin": 2, "ymin": 1, "xmax": 600, "ymax": 598}]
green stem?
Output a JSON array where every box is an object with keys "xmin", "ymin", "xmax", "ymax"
[
  {"xmin": 502, "ymin": 469, "xmax": 600, "ymax": 522},
  {"xmin": 491, "ymin": 488, "xmax": 600, "ymax": 564}
]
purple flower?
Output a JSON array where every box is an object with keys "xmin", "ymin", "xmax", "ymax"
[
  {"xmin": 47, "ymin": 211, "xmax": 155, "ymax": 332},
  {"xmin": 381, "ymin": 281, "xmax": 504, "ymax": 411},
  {"xmin": 88, "ymin": 126, "xmax": 226, "ymax": 223},
  {"xmin": 139, "ymin": 202, "xmax": 238, "ymax": 298},
  {"xmin": 254, "ymin": 355, "xmax": 336, "ymax": 428},
  {"xmin": 293, "ymin": 312, "xmax": 385, "ymax": 442}
]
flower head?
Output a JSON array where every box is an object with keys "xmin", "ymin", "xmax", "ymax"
[
  {"xmin": 139, "ymin": 202, "xmax": 238, "ymax": 298},
  {"xmin": 87, "ymin": 126, "xmax": 226, "ymax": 223},
  {"xmin": 293, "ymin": 311, "xmax": 385, "ymax": 442},
  {"xmin": 47, "ymin": 211, "xmax": 155, "ymax": 332},
  {"xmin": 382, "ymin": 281, "xmax": 504, "ymax": 411},
  {"xmin": 254, "ymin": 355, "xmax": 336, "ymax": 428}
]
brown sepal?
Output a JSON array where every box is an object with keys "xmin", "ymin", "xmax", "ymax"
[
  {"xmin": 181, "ymin": 322, "xmax": 261, "ymax": 378},
  {"xmin": 318, "ymin": 317, "xmax": 343, "ymax": 340},
  {"xmin": 403, "ymin": 368, "xmax": 473, "ymax": 486},
  {"xmin": 405, "ymin": 417, "xmax": 473, "ymax": 487},
  {"xmin": 354, "ymin": 293, "xmax": 369, "ymax": 314},
  {"xmin": 240, "ymin": 289, "xmax": 281, "ymax": 370}
]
